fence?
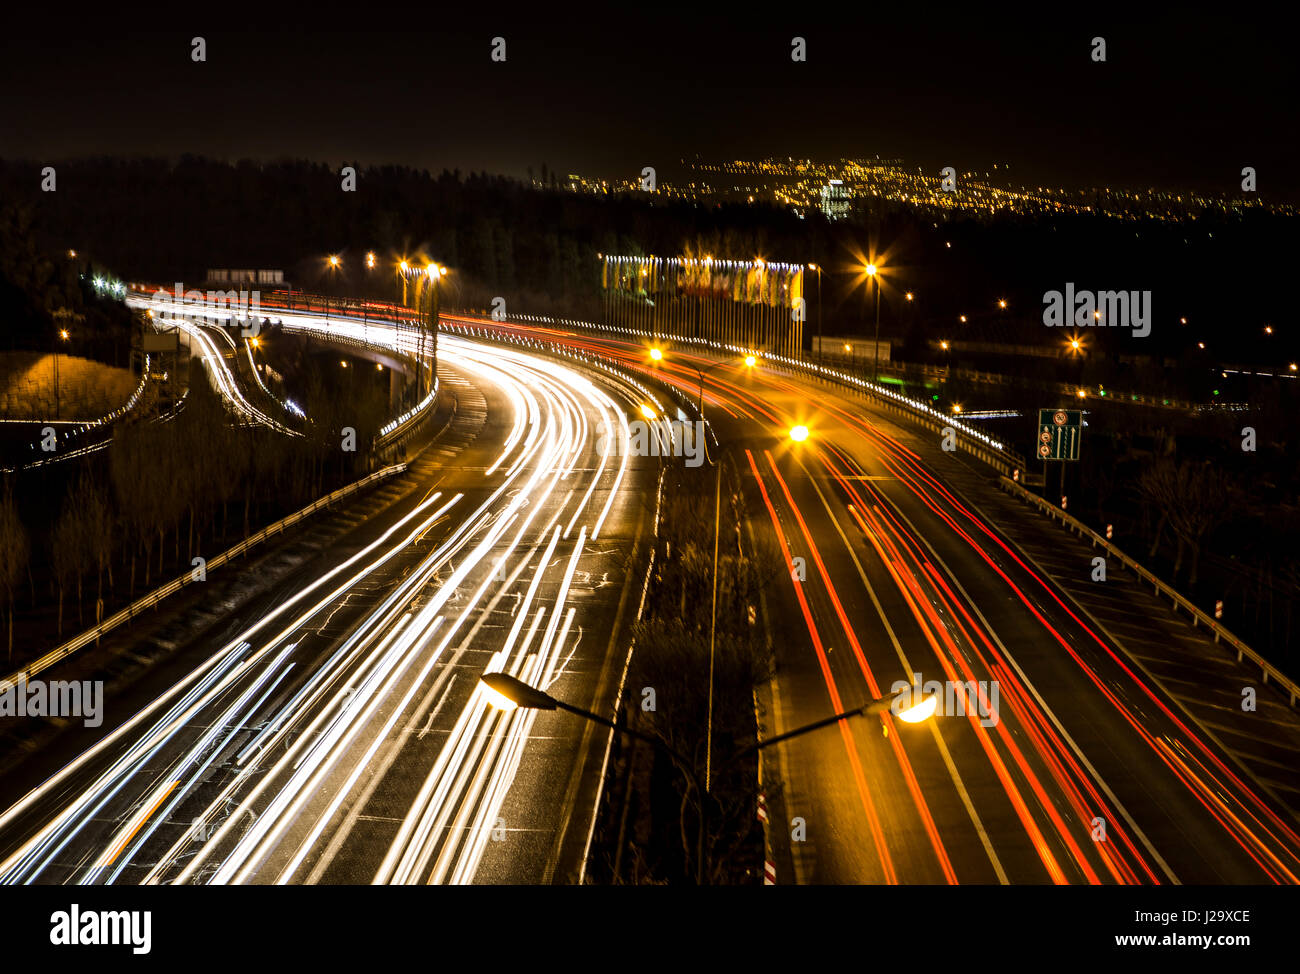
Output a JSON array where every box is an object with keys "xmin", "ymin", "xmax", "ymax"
[{"xmin": 4, "ymin": 462, "xmax": 408, "ymax": 687}]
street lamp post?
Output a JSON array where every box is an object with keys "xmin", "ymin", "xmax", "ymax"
[
  {"xmin": 397, "ymin": 260, "xmax": 409, "ymax": 309},
  {"xmin": 480, "ymin": 672, "xmax": 934, "ymax": 884},
  {"xmin": 866, "ymin": 263, "xmax": 881, "ymax": 383},
  {"xmin": 326, "ymin": 254, "xmax": 340, "ymax": 331},
  {"xmin": 694, "ymin": 355, "xmax": 754, "ymax": 420},
  {"xmin": 420, "ymin": 264, "xmax": 445, "ymax": 401},
  {"xmin": 54, "ymin": 328, "xmax": 69, "ymax": 420}
]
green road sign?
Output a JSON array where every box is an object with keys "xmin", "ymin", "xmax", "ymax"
[{"xmin": 1036, "ymin": 408, "xmax": 1081, "ymax": 461}]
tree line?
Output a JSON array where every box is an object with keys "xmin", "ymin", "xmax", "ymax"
[{"xmin": 1, "ymin": 351, "xmax": 391, "ymax": 662}]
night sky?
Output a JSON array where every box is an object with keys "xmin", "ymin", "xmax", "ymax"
[{"xmin": 3, "ymin": 12, "xmax": 1296, "ymax": 199}]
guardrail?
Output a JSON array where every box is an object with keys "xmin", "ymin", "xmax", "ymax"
[
  {"xmin": 449, "ymin": 311, "xmax": 1030, "ymax": 480},
  {"xmin": 997, "ymin": 474, "xmax": 1299, "ymax": 708},
  {"xmin": 860, "ymin": 358, "xmax": 1201, "ymax": 412},
  {"xmin": 3, "ymin": 461, "xmax": 408, "ymax": 688}
]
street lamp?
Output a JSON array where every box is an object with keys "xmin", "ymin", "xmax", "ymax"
[
  {"xmin": 649, "ymin": 346, "xmax": 664, "ymax": 363},
  {"xmin": 479, "ymin": 672, "xmax": 933, "ymax": 884},
  {"xmin": 789, "ymin": 424, "xmax": 810, "ymax": 442},
  {"xmin": 415, "ymin": 263, "xmax": 445, "ymax": 400},
  {"xmin": 54, "ymin": 327, "xmax": 70, "ymax": 420},
  {"xmin": 326, "ymin": 254, "xmax": 340, "ymax": 328},
  {"xmin": 864, "ymin": 262, "xmax": 881, "ymax": 383},
  {"xmin": 397, "ymin": 260, "xmax": 410, "ymax": 308}
]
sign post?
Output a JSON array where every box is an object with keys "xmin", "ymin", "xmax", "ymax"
[
  {"xmin": 1036, "ymin": 409, "xmax": 1082, "ymax": 505},
  {"xmin": 1036, "ymin": 409, "xmax": 1082, "ymax": 461}
]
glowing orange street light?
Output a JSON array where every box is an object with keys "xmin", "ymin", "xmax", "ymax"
[
  {"xmin": 789, "ymin": 425, "xmax": 810, "ymax": 442},
  {"xmin": 649, "ymin": 347, "xmax": 663, "ymax": 362},
  {"xmin": 897, "ymin": 694, "xmax": 939, "ymax": 723}
]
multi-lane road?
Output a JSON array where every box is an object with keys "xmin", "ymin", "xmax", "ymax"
[
  {"xmin": 0, "ymin": 316, "xmax": 658, "ymax": 884},
  {"xmin": 436, "ymin": 317, "xmax": 1300, "ymax": 886},
  {"xmin": 2, "ymin": 296, "xmax": 1298, "ymax": 885}
]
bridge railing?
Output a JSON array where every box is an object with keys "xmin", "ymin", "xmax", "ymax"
[
  {"xmin": 133, "ymin": 286, "xmax": 437, "ymax": 441},
  {"xmin": 3, "ymin": 462, "xmax": 408, "ymax": 688}
]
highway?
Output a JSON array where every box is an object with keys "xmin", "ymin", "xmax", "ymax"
[
  {"xmin": 5, "ymin": 293, "xmax": 1297, "ymax": 886},
  {"xmin": 438, "ymin": 317, "xmax": 1300, "ymax": 885},
  {"xmin": 0, "ymin": 324, "xmax": 656, "ymax": 885}
]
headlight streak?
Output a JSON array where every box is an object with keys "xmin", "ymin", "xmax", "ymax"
[
  {"xmin": 152, "ymin": 314, "xmax": 297, "ymax": 435},
  {"xmin": 0, "ymin": 488, "xmax": 462, "ymax": 883},
  {"xmin": 99, "ymin": 642, "xmax": 302, "ymax": 885},
  {"xmin": 3, "ymin": 301, "xmax": 644, "ymax": 888}
]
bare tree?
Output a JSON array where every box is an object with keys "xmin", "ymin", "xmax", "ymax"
[
  {"xmin": 50, "ymin": 490, "xmax": 85, "ymax": 634},
  {"xmin": 0, "ymin": 481, "xmax": 30, "ymax": 659},
  {"xmin": 1138, "ymin": 459, "xmax": 1231, "ymax": 585}
]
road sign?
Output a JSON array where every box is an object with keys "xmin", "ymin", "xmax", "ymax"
[{"xmin": 1036, "ymin": 408, "xmax": 1081, "ymax": 461}]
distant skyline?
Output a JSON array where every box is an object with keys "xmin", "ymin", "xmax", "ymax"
[{"xmin": 2, "ymin": 13, "xmax": 1296, "ymax": 201}]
